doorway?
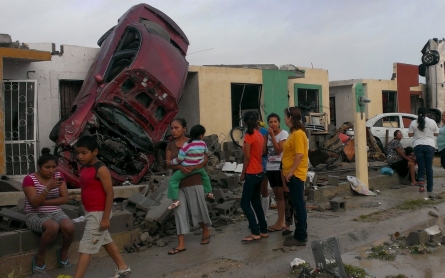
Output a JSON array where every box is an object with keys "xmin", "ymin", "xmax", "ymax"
[{"xmin": 231, "ymin": 83, "xmax": 262, "ymax": 128}]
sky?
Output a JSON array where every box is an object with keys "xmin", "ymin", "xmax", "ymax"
[{"xmin": 1, "ymin": 0, "xmax": 444, "ymax": 81}]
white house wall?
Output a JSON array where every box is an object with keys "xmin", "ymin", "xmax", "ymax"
[{"xmin": 3, "ymin": 44, "xmax": 99, "ymax": 152}]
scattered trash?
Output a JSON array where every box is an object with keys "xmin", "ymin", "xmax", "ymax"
[
  {"xmin": 347, "ymin": 176, "xmax": 376, "ymax": 196},
  {"xmin": 380, "ymin": 166, "xmax": 394, "ymax": 176}
]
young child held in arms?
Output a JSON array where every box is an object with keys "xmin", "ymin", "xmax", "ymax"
[
  {"xmin": 73, "ymin": 136, "xmax": 131, "ymax": 278},
  {"xmin": 167, "ymin": 124, "xmax": 213, "ymax": 209}
]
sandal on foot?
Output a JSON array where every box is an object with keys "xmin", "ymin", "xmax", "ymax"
[
  {"xmin": 56, "ymin": 249, "xmax": 71, "ymax": 268},
  {"xmin": 260, "ymin": 233, "xmax": 269, "ymax": 238},
  {"xmin": 168, "ymin": 248, "xmax": 186, "ymax": 255},
  {"xmin": 168, "ymin": 201, "xmax": 181, "ymax": 210},
  {"xmin": 241, "ymin": 235, "xmax": 261, "ymax": 242},
  {"xmin": 32, "ymin": 254, "xmax": 46, "ymax": 274},
  {"xmin": 200, "ymin": 235, "xmax": 211, "ymax": 245},
  {"xmin": 267, "ymin": 226, "xmax": 283, "ymax": 232},
  {"xmin": 207, "ymin": 193, "xmax": 215, "ymax": 199}
]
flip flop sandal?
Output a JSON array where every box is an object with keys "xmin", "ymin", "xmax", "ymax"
[
  {"xmin": 207, "ymin": 193, "xmax": 215, "ymax": 199},
  {"xmin": 168, "ymin": 248, "xmax": 186, "ymax": 255},
  {"xmin": 200, "ymin": 236, "xmax": 211, "ymax": 245},
  {"xmin": 32, "ymin": 254, "xmax": 46, "ymax": 274},
  {"xmin": 168, "ymin": 201, "xmax": 181, "ymax": 210},
  {"xmin": 267, "ymin": 226, "xmax": 283, "ymax": 232},
  {"xmin": 260, "ymin": 233, "xmax": 269, "ymax": 238},
  {"xmin": 56, "ymin": 249, "xmax": 71, "ymax": 268},
  {"xmin": 241, "ymin": 235, "xmax": 261, "ymax": 242}
]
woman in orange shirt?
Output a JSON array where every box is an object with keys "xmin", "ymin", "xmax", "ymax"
[
  {"xmin": 281, "ymin": 107, "xmax": 308, "ymax": 246},
  {"xmin": 240, "ymin": 111, "xmax": 268, "ymax": 242}
]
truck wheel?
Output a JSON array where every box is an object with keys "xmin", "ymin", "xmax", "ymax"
[
  {"xmin": 419, "ymin": 64, "xmax": 426, "ymax": 77},
  {"xmin": 421, "ymin": 50, "xmax": 440, "ymax": 66}
]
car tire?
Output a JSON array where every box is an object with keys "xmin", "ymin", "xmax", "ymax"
[
  {"xmin": 49, "ymin": 114, "xmax": 71, "ymax": 142},
  {"xmin": 97, "ymin": 26, "xmax": 116, "ymax": 47},
  {"xmin": 419, "ymin": 64, "xmax": 426, "ymax": 77},
  {"xmin": 421, "ymin": 50, "xmax": 440, "ymax": 66},
  {"xmin": 374, "ymin": 137, "xmax": 386, "ymax": 155}
]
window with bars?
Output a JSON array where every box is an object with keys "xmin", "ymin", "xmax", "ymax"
[
  {"xmin": 382, "ymin": 91, "xmax": 397, "ymax": 113},
  {"xmin": 59, "ymin": 80, "xmax": 83, "ymax": 117}
]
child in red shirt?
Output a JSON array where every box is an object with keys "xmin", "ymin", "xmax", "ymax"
[{"xmin": 73, "ymin": 136, "xmax": 131, "ymax": 278}]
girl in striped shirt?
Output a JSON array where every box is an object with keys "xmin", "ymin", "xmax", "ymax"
[
  {"xmin": 22, "ymin": 148, "xmax": 75, "ymax": 274},
  {"xmin": 167, "ymin": 125, "xmax": 213, "ymax": 209}
]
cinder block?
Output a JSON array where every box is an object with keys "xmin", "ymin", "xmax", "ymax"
[
  {"xmin": 60, "ymin": 204, "xmax": 79, "ymax": 219},
  {"xmin": 232, "ymin": 150, "xmax": 243, "ymax": 159},
  {"xmin": 157, "ymin": 209, "xmax": 173, "ymax": 226},
  {"xmin": 228, "ymin": 156, "xmax": 236, "ymax": 162},
  {"xmin": 109, "ymin": 210, "xmax": 133, "ymax": 234},
  {"xmin": 145, "ymin": 198, "xmax": 170, "ymax": 222},
  {"xmin": 0, "ymin": 231, "xmax": 20, "ymax": 256},
  {"xmin": 425, "ymin": 225, "xmax": 442, "ymax": 243},
  {"xmin": 16, "ymin": 229, "xmax": 40, "ymax": 252},
  {"xmin": 214, "ymin": 200, "xmax": 236, "ymax": 216},
  {"xmin": 136, "ymin": 197, "xmax": 160, "ymax": 212},
  {"xmin": 329, "ymin": 197, "xmax": 345, "ymax": 211},
  {"xmin": 214, "ymin": 151, "xmax": 226, "ymax": 161},
  {"xmin": 125, "ymin": 193, "xmax": 146, "ymax": 213}
]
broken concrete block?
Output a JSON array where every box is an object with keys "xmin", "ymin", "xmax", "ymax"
[
  {"xmin": 211, "ymin": 171, "xmax": 228, "ymax": 184},
  {"xmin": 136, "ymin": 197, "xmax": 160, "ymax": 212},
  {"xmin": 234, "ymin": 164, "xmax": 243, "ymax": 173},
  {"xmin": 125, "ymin": 193, "xmax": 146, "ymax": 213},
  {"xmin": 232, "ymin": 150, "xmax": 243, "ymax": 159},
  {"xmin": 145, "ymin": 198, "xmax": 170, "ymax": 222},
  {"xmin": 223, "ymin": 141, "xmax": 238, "ymax": 151},
  {"xmin": 425, "ymin": 225, "xmax": 442, "ymax": 243},
  {"xmin": 226, "ymin": 174, "xmax": 240, "ymax": 189},
  {"xmin": 327, "ymin": 175, "xmax": 339, "ymax": 186},
  {"xmin": 212, "ymin": 189, "xmax": 226, "ymax": 202},
  {"xmin": 406, "ymin": 230, "xmax": 429, "ymax": 246},
  {"xmin": 157, "ymin": 209, "xmax": 173, "ymax": 226},
  {"xmin": 109, "ymin": 210, "xmax": 133, "ymax": 234},
  {"xmin": 0, "ymin": 208, "xmax": 26, "ymax": 231},
  {"xmin": 329, "ymin": 197, "xmax": 345, "ymax": 211},
  {"xmin": 0, "ymin": 231, "xmax": 20, "ymax": 256},
  {"xmin": 228, "ymin": 156, "xmax": 236, "ymax": 162},
  {"xmin": 16, "ymin": 229, "xmax": 40, "ymax": 252},
  {"xmin": 214, "ymin": 200, "xmax": 236, "ymax": 216},
  {"xmin": 214, "ymin": 151, "xmax": 226, "ymax": 161},
  {"xmin": 222, "ymin": 162, "xmax": 237, "ymax": 172}
]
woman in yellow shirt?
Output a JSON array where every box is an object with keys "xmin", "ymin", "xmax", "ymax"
[{"xmin": 281, "ymin": 107, "xmax": 308, "ymax": 246}]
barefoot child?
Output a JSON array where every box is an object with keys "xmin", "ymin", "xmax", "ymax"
[
  {"xmin": 73, "ymin": 136, "xmax": 131, "ymax": 278},
  {"xmin": 167, "ymin": 124, "xmax": 213, "ymax": 209}
]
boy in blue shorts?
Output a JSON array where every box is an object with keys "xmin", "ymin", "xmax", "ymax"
[{"xmin": 73, "ymin": 136, "xmax": 131, "ymax": 278}]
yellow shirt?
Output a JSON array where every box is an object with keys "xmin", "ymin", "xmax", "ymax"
[{"xmin": 281, "ymin": 129, "xmax": 308, "ymax": 181}]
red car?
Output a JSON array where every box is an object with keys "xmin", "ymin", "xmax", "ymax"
[{"xmin": 50, "ymin": 4, "xmax": 189, "ymax": 187}]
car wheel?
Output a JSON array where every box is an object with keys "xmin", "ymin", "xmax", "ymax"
[
  {"xmin": 97, "ymin": 26, "xmax": 116, "ymax": 47},
  {"xmin": 419, "ymin": 64, "xmax": 426, "ymax": 77},
  {"xmin": 374, "ymin": 137, "xmax": 386, "ymax": 155},
  {"xmin": 421, "ymin": 50, "xmax": 440, "ymax": 66}
]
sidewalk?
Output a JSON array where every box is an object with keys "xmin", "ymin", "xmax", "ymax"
[{"xmin": 46, "ymin": 167, "xmax": 445, "ymax": 278}]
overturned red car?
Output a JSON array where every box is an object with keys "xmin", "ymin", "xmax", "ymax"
[{"xmin": 50, "ymin": 4, "xmax": 189, "ymax": 187}]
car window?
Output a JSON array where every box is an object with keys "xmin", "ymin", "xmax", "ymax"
[
  {"xmin": 381, "ymin": 116, "xmax": 399, "ymax": 128},
  {"xmin": 104, "ymin": 27, "xmax": 141, "ymax": 83},
  {"xmin": 402, "ymin": 116, "xmax": 415, "ymax": 129},
  {"xmin": 373, "ymin": 118, "xmax": 383, "ymax": 127}
]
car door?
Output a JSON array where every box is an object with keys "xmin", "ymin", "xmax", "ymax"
[{"xmin": 401, "ymin": 115, "xmax": 416, "ymax": 148}]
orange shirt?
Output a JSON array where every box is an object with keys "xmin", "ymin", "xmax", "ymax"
[{"xmin": 244, "ymin": 130, "xmax": 264, "ymax": 174}]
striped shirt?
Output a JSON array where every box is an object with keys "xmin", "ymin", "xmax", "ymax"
[
  {"xmin": 170, "ymin": 140, "xmax": 208, "ymax": 166},
  {"xmin": 22, "ymin": 172, "xmax": 63, "ymax": 213}
]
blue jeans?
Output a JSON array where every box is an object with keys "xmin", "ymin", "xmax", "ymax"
[
  {"xmin": 414, "ymin": 145, "xmax": 435, "ymax": 192},
  {"xmin": 240, "ymin": 173, "xmax": 268, "ymax": 235},
  {"xmin": 287, "ymin": 176, "xmax": 308, "ymax": 241}
]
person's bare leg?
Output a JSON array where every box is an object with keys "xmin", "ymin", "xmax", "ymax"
[
  {"xmin": 270, "ymin": 187, "xmax": 285, "ymax": 229},
  {"xmin": 199, "ymin": 222, "xmax": 210, "ymax": 244},
  {"xmin": 73, "ymin": 253, "xmax": 91, "ymax": 278},
  {"xmin": 58, "ymin": 218, "xmax": 75, "ymax": 262},
  {"xmin": 408, "ymin": 162, "xmax": 416, "ymax": 184},
  {"xmin": 176, "ymin": 234, "xmax": 186, "ymax": 250},
  {"xmin": 35, "ymin": 220, "xmax": 59, "ymax": 267},
  {"xmin": 103, "ymin": 242, "xmax": 127, "ymax": 270}
]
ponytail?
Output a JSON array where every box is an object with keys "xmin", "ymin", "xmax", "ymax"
[
  {"xmin": 417, "ymin": 107, "xmax": 427, "ymax": 131},
  {"xmin": 243, "ymin": 111, "xmax": 258, "ymax": 135}
]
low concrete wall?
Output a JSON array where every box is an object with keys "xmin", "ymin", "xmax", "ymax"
[
  {"xmin": 308, "ymin": 174, "xmax": 400, "ymax": 203},
  {"xmin": 0, "ymin": 210, "xmax": 136, "ymax": 276}
]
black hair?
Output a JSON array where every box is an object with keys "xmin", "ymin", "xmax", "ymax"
[
  {"xmin": 75, "ymin": 136, "xmax": 99, "ymax": 152},
  {"xmin": 171, "ymin": 118, "xmax": 187, "ymax": 128},
  {"xmin": 417, "ymin": 107, "xmax": 427, "ymax": 131},
  {"xmin": 267, "ymin": 113, "xmax": 281, "ymax": 123},
  {"xmin": 284, "ymin": 107, "xmax": 305, "ymax": 132},
  {"xmin": 188, "ymin": 124, "xmax": 206, "ymax": 143},
  {"xmin": 393, "ymin": 129, "xmax": 402, "ymax": 137},
  {"xmin": 37, "ymin": 148, "xmax": 58, "ymax": 168},
  {"xmin": 405, "ymin": 146, "xmax": 414, "ymax": 156},
  {"xmin": 243, "ymin": 111, "xmax": 258, "ymax": 135}
]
